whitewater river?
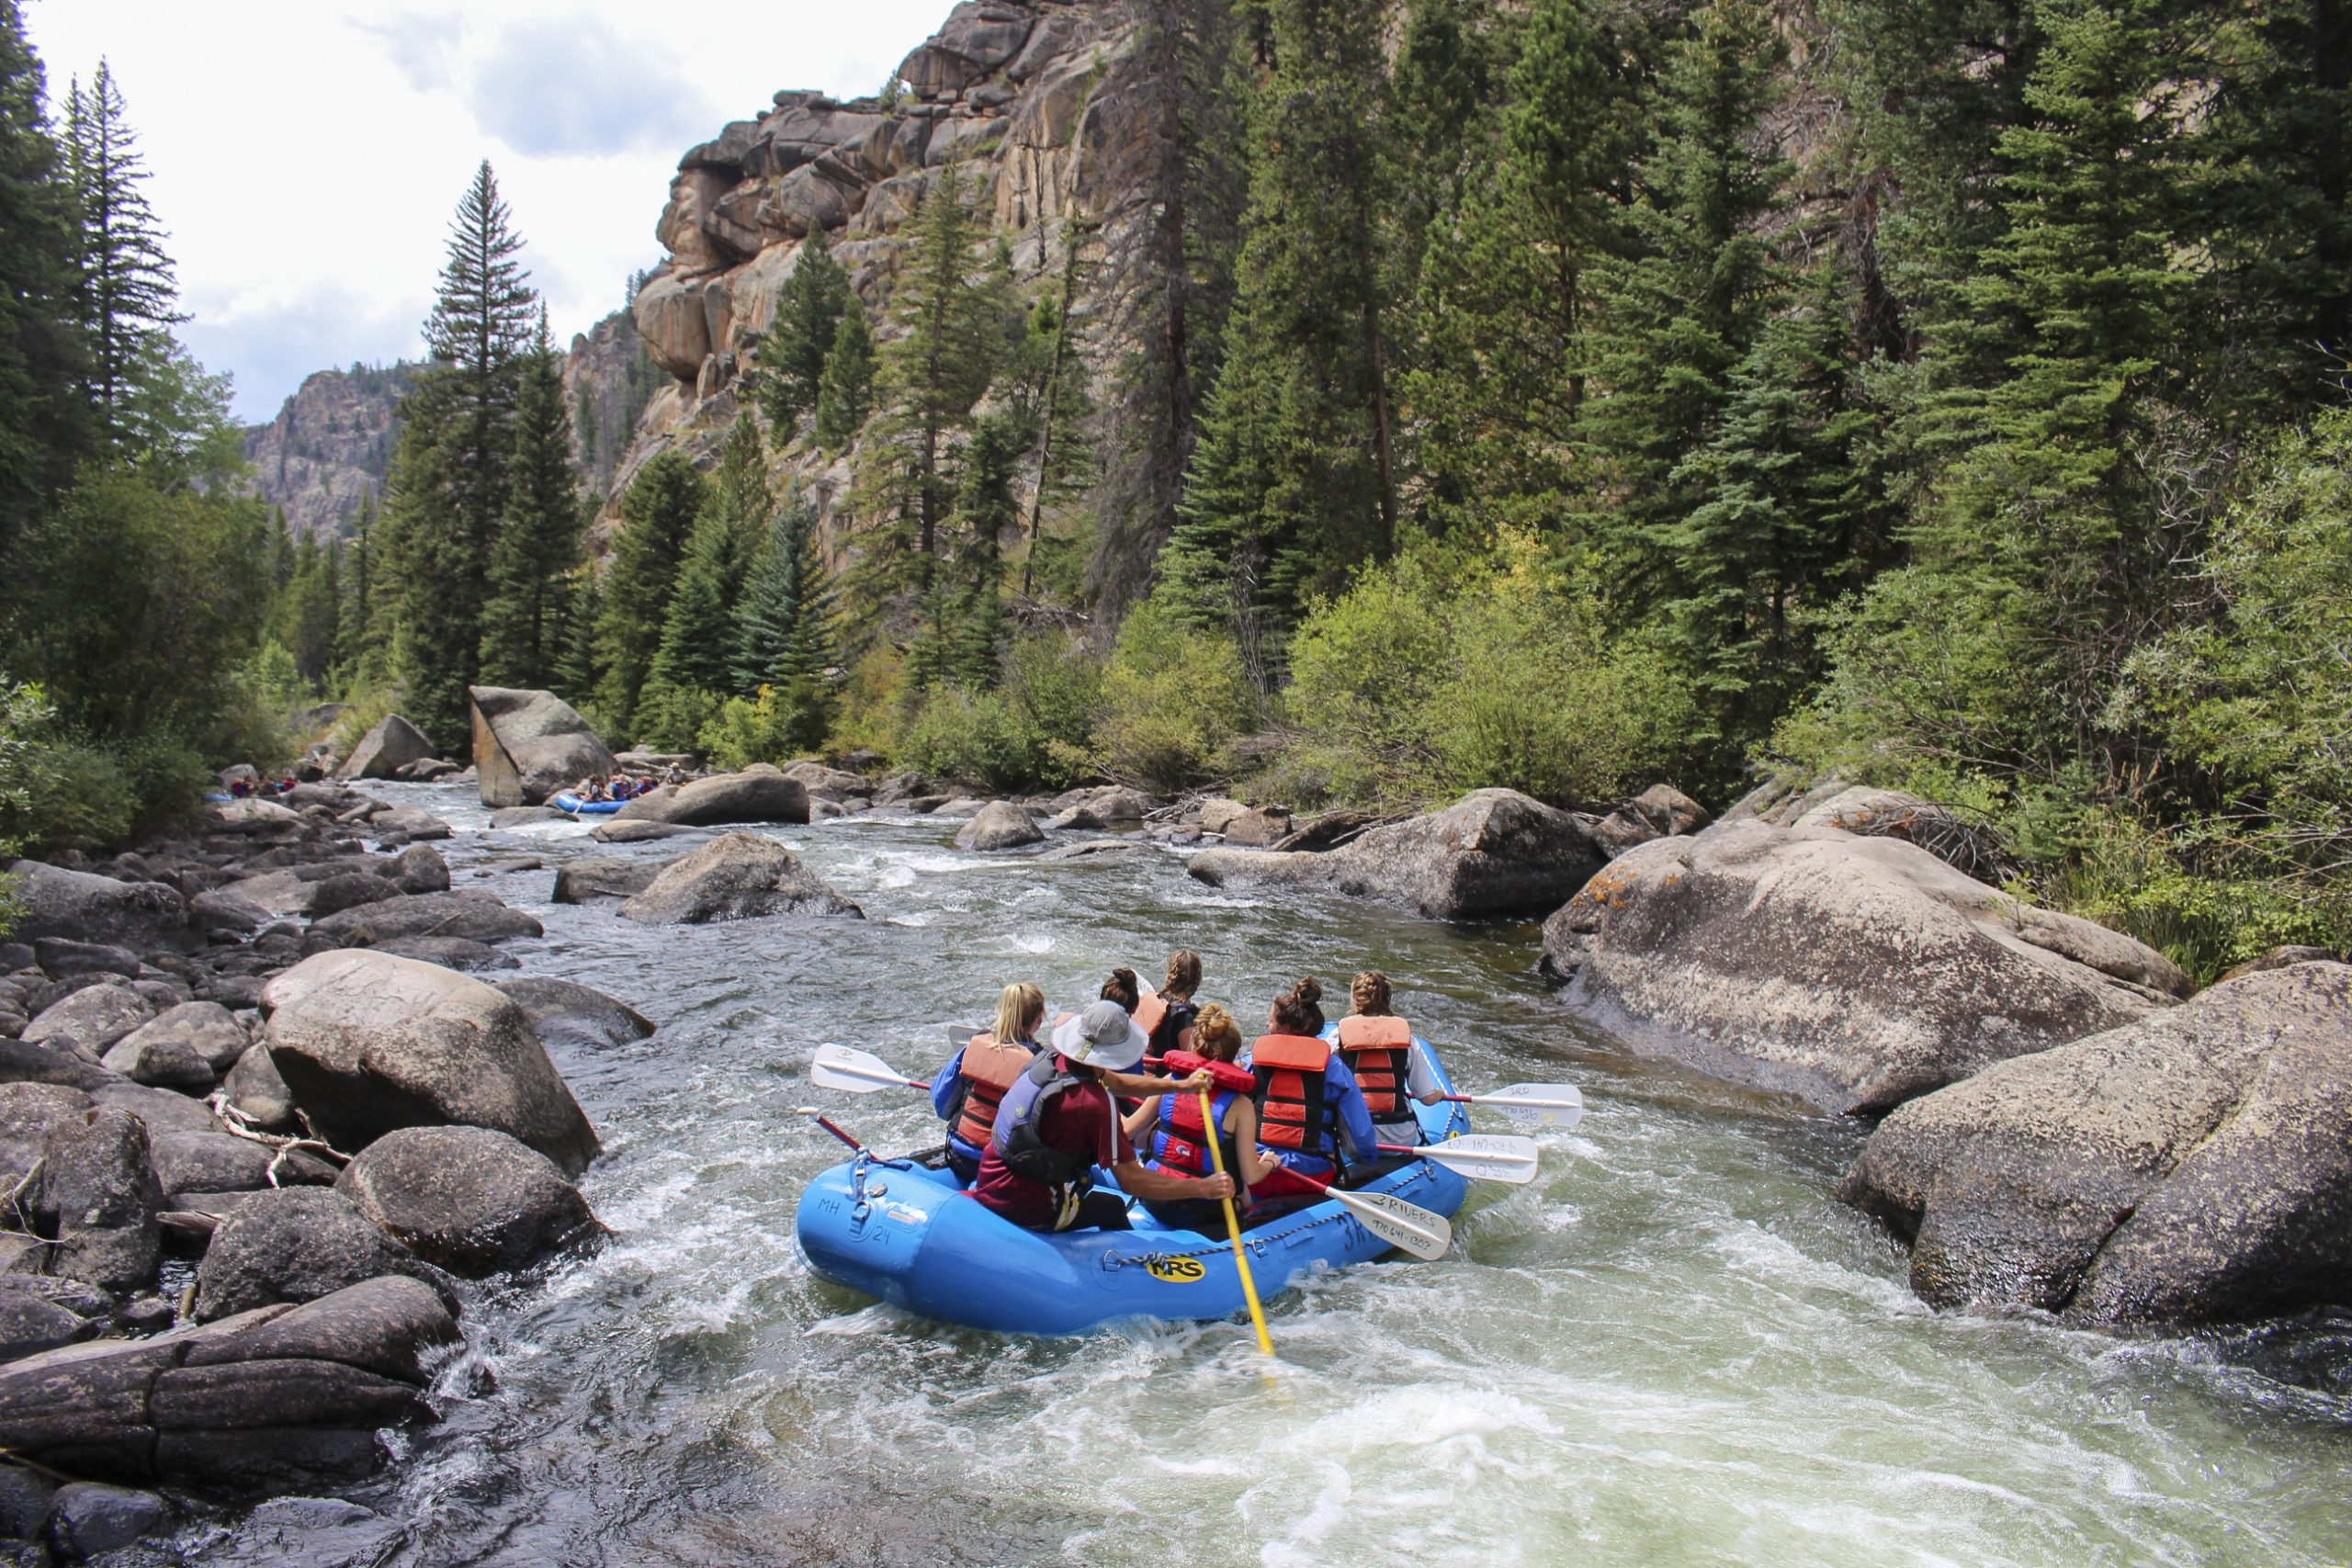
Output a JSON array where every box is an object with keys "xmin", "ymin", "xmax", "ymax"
[{"xmin": 185, "ymin": 783, "xmax": 2350, "ymax": 1567}]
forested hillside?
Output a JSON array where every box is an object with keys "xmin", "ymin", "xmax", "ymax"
[{"xmin": 6, "ymin": 0, "xmax": 2347, "ymax": 982}]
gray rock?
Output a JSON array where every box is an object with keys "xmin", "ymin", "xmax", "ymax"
[
  {"xmin": 1190, "ymin": 788, "xmax": 1603, "ymax": 922},
  {"xmin": 1218, "ymin": 806, "xmax": 1292, "ymax": 847},
  {"xmin": 0, "ymin": 1281, "xmax": 95, "ymax": 1362},
  {"xmin": 0, "ymin": 1082, "xmax": 93, "ymax": 1187},
  {"xmin": 107, "ymin": 1000, "xmax": 247, "ymax": 1077},
  {"xmin": 194, "ymin": 1187, "xmax": 454, "ymax": 1321},
  {"xmin": 613, "ymin": 766, "xmax": 809, "ymax": 828},
  {"xmin": 0, "ymin": 1038, "xmax": 111, "ymax": 1091},
  {"xmin": 44, "ymin": 1483, "xmax": 171, "ymax": 1559},
  {"xmin": 617, "ymin": 834, "xmax": 862, "ymax": 925},
  {"xmin": 28, "ymin": 1107, "xmax": 162, "ymax": 1295},
  {"xmin": 1540, "ymin": 821, "xmax": 2189, "ymax": 1114},
  {"xmin": 207, "ymin": 797, "xmax": 306, "ymax": 836},
  {"xmin": 782, "ymin": 760, "xmax": 873, "ymax": 797},
  {"xmin": 2217, "ymin": 945, "xmax": 2342, "ymax": 983},
  {"xmin": 1196, "ymin": 798, "xmax": 1249, "ymax": 835},
  {"xmin": 22, "ymin": 982, "xmax": 154, "ymax": 1055},
  {"xmin": 394, "ymin": 846, "xmax": 451, "ymax": 895},
  {"xmin": 304, "ymin": 872, "xmax": 402, "ymax": 918},
  {"xmin": 150, "ymin": 1130, "xmax": 334, "ymax": 1200},
  {"xmin": 222, "ymin": 1043, "xmax": 298, "ymax": 1134},
  {"xmin": 368, "ymin": 935, "xmax": 520, "ymax": 972},
  {"xmin": 33, "ymin": 940, "xmax": 141, "ymax": 982},
  {"xmin": 1591, "ymin": 782, "xmax": 1712, "ymax": 858},
  {"xmin": 469, "ymin": 686, "xmax": 616, "ymax": 807},
  {"xmin": 2, "ymin": 861, "xmax": 188, "ymax": 951},
  {"xmin": 339, "ymin": 715, "xmax": 432, "ymax": 780},
  {"xmin": 0, "ymin": 942, "xmax": 28, "ymax": 973},
  {"xmin": 190, "ymin": 888, "xmax": 276, "ymax": 935},
  {"xmin": 306, "ymin": 892, "xmax": 543, "ymax": 950},
  {"xmin": 551, "ymin": 857, "xmax": 662, "ymax": 904},
  {"xmin": 88, "ymin": 1081, "xmax": 219, "ymax": 1136},
  {"xmin": 338, "ymin": 1125, "xmax": 603, "ymax": 1278},
  {"xmin": 261, "ymin": 950, "xmax": 600, "ymax": 1174},
  {"xmin": 97, "ymin": 1034, "xmax": 213, "ymax": 1090},
  {"xmin": 489, "ymin": 806, "xmax": 569, "ymax": 829},
  {"xmin": 181, "ymin": 1275, "xmax": 458, "ymax": 1382},
  {"xmin": 493, "ymin": 977, "xmax": 655, "ymax": 1049},
  {"xmin": 955, "ymin": 801, "xmax": 1044, "ymax": 851},
  {"xmin": 1840, "ymin": 963, "xmax": 2352, "ymax": 1328},
  {"xmin": 369, "ymin": 805, "xmax": 451, "ymax": 841},
  {"xmin": 872, "ymin": 772, "xmax": 930, "ymax": 807},
  {"xmin": 1038, "ymin": 841, "xmax": 1146, "ymax": 862},
  {"xmin": 589, "ymin": 818, "xmax": 698, "ymax": 843},
  {"xmin": 0, "ymin": 1461, "xmax": 51, "ymax": 1540}
]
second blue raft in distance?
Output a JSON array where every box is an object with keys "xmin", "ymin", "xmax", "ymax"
[
  {"xmin": 551, "ymin": 791, "xmax": 624, "ymax": 815},
  {"xmin": 795, "ymin": 1038, "xmax": 1473, "ymax": 1336}
]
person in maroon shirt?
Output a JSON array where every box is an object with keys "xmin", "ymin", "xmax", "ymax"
[{"xmin": 970, "ymin": 1000, "xmax": 1234, "ymax": 1232}]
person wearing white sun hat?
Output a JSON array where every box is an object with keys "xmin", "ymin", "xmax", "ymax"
[{"xmin": 971, "ymin": 1000, "xmax": 1235, "ymax": 1233}]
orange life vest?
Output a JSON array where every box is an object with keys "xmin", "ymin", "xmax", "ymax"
[
  {"xmin": 951, "ymin": 1034, "xmax": 1037, "ymax": 1150},
  {"xmin": 1336, "ymin": 1015, "xmax": 1414, "ymax": 1121},
  {"xmin": 1132, "ymin": 991, "xmax": 1167, "ymax": 1038},
  {"xmin": 1250, "ymin": 1033, "xmax": 1332, "ymax": 1156}
]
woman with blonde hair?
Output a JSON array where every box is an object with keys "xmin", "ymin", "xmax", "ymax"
[{"xmin": 931, "ymin": 982, "xmax": 1046, "ymax": 1185}]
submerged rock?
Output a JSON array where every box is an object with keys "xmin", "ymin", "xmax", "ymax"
[
  {"xmin": 1541, "ymin": 821, "xmax": 2188, "ymax": 1114},
  {"xmin": 1189, "ymin": 788, "xmax": 1602, "ymax": 921},
  {"xmin": 261, "ymin": 950, "xmax": 600, "ymax": 1174},
  {"xmin": 1841, "ymin": 963, "xmax": 2352, "ymax": 1327},
  {"xmin": 493, "ymin": 977, "xmax": 656, "ymax": 1049},
  {"xmin": 613, "ymin": 767, "xmax": 809, "ymax": 828},
  {"xmin": 469, "ymin": 686, "xmax": 616, "ymax": 808},
  {"xmin": 956, "ymin": 801, "xmax": 1044, "ymax": 851},
  {"xmin": 617, "ymin": 833, "xmax": 862, "ymax": 924}
]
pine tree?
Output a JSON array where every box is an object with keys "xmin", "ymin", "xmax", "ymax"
[
  {"xmin": 946, "ymin": 413, "xmax": 1022, "ymax": 687},
  {"xmin": 62, "ymin": 62, "xmax": 184, "ymax": 454},
  {"xmin": 275, "ymin": 531, "xmax": 342, "ymax": 689},
  {"xmin": 594, "ymin": 451, "xmax": 708, "ymax": 741},
  {"xmin": 553, "ymin": 568, "xmax": 604, "ymax": 707},
  {"xmin": 636, "ymin": 503, "xmax": 736, "ymax": 749},
  {"xmin": 757, "ymin": 229, "xmax": 853, "ymax": 438},
  {"xmin": 0, "ymin": 2, "xmax": 91, "ymax": 576},
  {"xmin": 380, "ymin": 162, "xmax": 537, "ymax": 747},
  {"xmin": 1582, "ymin": 0, "xmax": 1790, "ymax": 599},
  {"xmin": 813, "ymin": 299, "xmax": 875, "ymax": 446},
  {"xmin": 478, "ymin": 310, "xmax": 581, "ymax": 690},
  {"xmin": 1166, "ymin": 0, "xmax": 1400, "ymax": 657},
  {"xmin": 335, "ymin": 496, "xmax": 385, "ymax": 684},
  {"xmin": 703, "ymin": 412, "xmax": 773, "ymax": 633}
]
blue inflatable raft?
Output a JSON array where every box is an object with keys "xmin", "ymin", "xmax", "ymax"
[
  {"xmin": 551, "ymin": 792, "xmax": 624, "ymax": 815},
  {"xmin": 795, "ymin": 1040, "xmax": 1472, "ymax": 1335}
]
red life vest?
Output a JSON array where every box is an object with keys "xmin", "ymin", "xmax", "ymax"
[
  {"xmin": 1336, "ymin": 1015, "xmax": 1414, "ymax": 1121},
  {"xmin": 1250, "ymin": 1034, "xmax": 1332, "ymax": 1156},
  {"xmin": 1148, "ymin": 1088, "xmax": 1241, "ymax": 1179},
  {"xmin": 951, "ymin": 1034, "xmax": 1036, "ymax": 1150}
]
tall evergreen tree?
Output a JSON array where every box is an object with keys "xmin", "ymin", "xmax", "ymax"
[
  {"xmin": 813, "ymin": 299, "xmax": 875, "ymax": 447},
  {"xmin": 637, "ymin": 508, "xmax": 736, "ymax": 748},
  {"xmin": 275, "ymin": 531, "xmax": 342, "ymax": 689},
  {"xmin": 380, "ymin": 162, "xmax": 537, "ymax": 746},
  {"xmin": 594, "ymin": 451, "xmax": 708, "ymax": 740},
  {"xmin": 62, "ymin": 62, "xmax": 183, "ymax": 454},
  {"xmin": 704, "ymin": 412, "xmax": 773, "ymax": 628},
  {"xmin": 734, "ymin": 491, "xmax": 837, "ymax": 691},
  {"xmin": 479, "ymin": 310, "xmax": 581, "ymax": 690},
  {"xmin": 757, "ymin": 229, "xmax": 853, "ymax": 438},
  {"xmin": 335, "ymin": 496, "xmax": 384, "ymax": 684},
  {"xmin": 1582, "ymin": 0, "xmax": 1790, "ymax": 599},
  {"xmin": 0, "ymin": 2, "xmax": 90, "ymax": 576},
  {"xmin": 1166, "ymin": 0, "xmax": 1399, "ymax": 662},
  {"xmin": 553, "ymin": 567, "xmax": 604, "ymax": 707}
]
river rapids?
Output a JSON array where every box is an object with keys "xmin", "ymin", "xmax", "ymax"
[{"xmin": 182, "ymin": 783, "xmax": 2350, "ymax": 1567}]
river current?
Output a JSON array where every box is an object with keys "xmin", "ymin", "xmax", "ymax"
[{"xmin": 181, "ymin": 782, "xmax": 2350, "ymax": 1567}]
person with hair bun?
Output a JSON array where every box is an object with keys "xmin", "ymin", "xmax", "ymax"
[
  {"xmin": 1121, "ymin": 1004, "xmax": 1277, "ymax": 1237},
  {"xmin": 1331, "ymin": 969, "xmax": 1442, "ymax": 1148},
  {"xmin": 1244, "ymin": 976, "xmax": 1375, "ymax": 1188}
]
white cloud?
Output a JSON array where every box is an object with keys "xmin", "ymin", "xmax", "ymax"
[{"xmin": 23, "ymin": 0, "xmax": 951, "ymax": 422}]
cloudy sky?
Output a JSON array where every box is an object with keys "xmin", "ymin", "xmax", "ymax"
[{"xmin": 25, "ymin": 0, "xmax": 951, "ymax": 423}]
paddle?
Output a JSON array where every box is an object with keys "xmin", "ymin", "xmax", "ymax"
[
  {"xmin": 1376, "ymin": 1134, "xmax": 1541, "ymax": 1186},
  {"xmin": 810, "ymin": 1043, "xmax": 932, "ymax": 1094},
  {"xmin": 1439, "ymin": 1082, "xmax": 1585, "ymax": 1130},
  {"xmin": 1255, "ymin": 1167, "xmax": 1453, "ymax": 1260},
  {"xmin": 1198, "ymin": 1088, "xmax": 1275, "ymax": 1356},
  {"xmin": 797, "ymin": 1107, "xmax": 865, "ymax": 1152}
]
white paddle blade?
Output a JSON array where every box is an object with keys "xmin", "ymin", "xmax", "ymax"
[
  {"xmin": 1416, "ymin": 1134, "xmax": 1542, "ymax": 1185},
  {"xmin": 1476, "ymin": 1082, "xmax": 1585, "ymax": 1129},
  {"xmin": 809, "ymin": 1043, "xmax": 919, "ymax": 1094},
  {"xmin": 1329, "ymin": 1189, "xmax": 1452, "ymax": 1260}
]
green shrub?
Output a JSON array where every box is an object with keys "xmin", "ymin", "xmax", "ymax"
[
  {"xmin": 898, "ymin": 686, "xmax": 1045, "ymax": 792},
  {"xmin": 633, "ymin": 682, "xmax": 728, "ymax": 754},
  {"xmin": 1092, "ymin": 597, "xmax": 1258, "ymax": 792},
  {"xmin": 698, "ymin": 681, "xmax": 833, "ymax": 771}
]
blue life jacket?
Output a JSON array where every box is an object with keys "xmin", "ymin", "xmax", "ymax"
[{"xmin": 1148, "ymin": 1088, "xmax": 1240, "ymax": 1179}]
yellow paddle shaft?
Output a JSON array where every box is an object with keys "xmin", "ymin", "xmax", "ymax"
[{"xmin": 1201, "ymin": 1089, "xmax": 1273, "ymax": 1357}]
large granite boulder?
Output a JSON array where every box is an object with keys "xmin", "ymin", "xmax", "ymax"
[
  {"xmin": 27, "ymin": 1106, "xmax": 163, "ymax": 1295},
  {"xmin": 613, "ymin": 766, "xmax": 808, "ymax": 828},
  {"xmin": 305, "ymin": 892, "xmax": 543, "ymax": 951},
  {"xmin": 1188, "ymin": 789, "xmax": 1603, "ymax": 921},
  {"xmin": 22, "ymin": 981, "xmax": 155, "ymax": 1055},
  {"xmin": 617, "ymin": 833, "xmax": 862, "ymax": 924},
  {"xmin": 493, "ymin": 977, "xmax": 656, "ymax": 1050},
  {"xmin": 3, "ymin": 861, "xmax": 187, "ymax": 951},
  {"xmin": 956, "ymin": 801, "xmax": 1045, "ymax": 851},
  {"xmin": 337, "ymin": 1126, "xmax": 603, "ymax": 1278},
  {"xmin": 550, "ymin": 857, "xmax": 662, "ymax": 904},
  {"xmin": 1840, "ymin": 963, "xmax": 2352, "ymax": 1327},
  {"xmin": 261, "ymin": 950, "xmax": 600, "ymax": 1175},
  {"xmin": 1540, "ymin": 821, "xmax": 2189, "ymax": 1114},
  {"xmin": 339, "ymin": 715, "xmax": 432, "ymax": 781},
  {"xmin": 193, "ymin": 1187, "xmax": 454, "ymax": 1321},
  {"xmin": 0, "ymin": 1276, "xmax": 456, "ymax": 1490},
  {"xmin": 469, "ymin": 686, "xmax": 616, "ymax": 808}
]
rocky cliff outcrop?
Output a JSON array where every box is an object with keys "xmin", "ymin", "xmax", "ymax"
[{"xmin": 241, "ymin": 364, "xmax": 419, "ymax": 541}]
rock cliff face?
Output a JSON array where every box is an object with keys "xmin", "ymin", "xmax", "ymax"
[
  {"xmin": 241, "ymin": 364, "xmax": 418, "ymax": 540},
  {"xmin": 596, "ymin": 0, "xmax": 1138, "ymax": 544}
]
